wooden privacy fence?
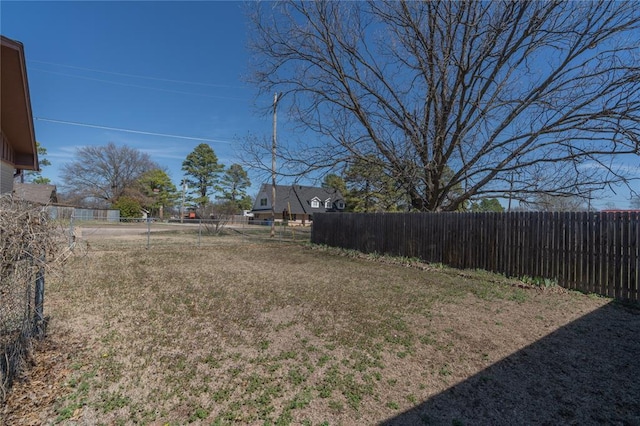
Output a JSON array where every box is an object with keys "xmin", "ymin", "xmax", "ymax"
[{"xmin": 311, "ymin": 211, "xmax": 639, "ymax": 303}]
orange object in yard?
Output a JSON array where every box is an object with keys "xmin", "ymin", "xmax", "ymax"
[{"xmin": 189, "ymin": 212, "xmax": 196, "ymax": 219}]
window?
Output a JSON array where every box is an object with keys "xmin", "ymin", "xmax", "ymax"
[
  {"xmin": 325, "ymin": 199, "xmax": 331, "ymax": 209},
  {"xmin": 311, "ymin": 198, "xmax": 320, "ymax": 208},
  {"xmin": 338, "ymin": 202, "xmax": 344, "ymax": 209},
  {"xmin": 260, "ymin": 198, "xmax": 267, "ymax": 206}
]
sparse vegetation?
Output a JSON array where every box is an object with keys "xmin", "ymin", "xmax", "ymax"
[
  {"xmin": 2, "ymin": 226, "xmax": 639, "ymax": 424},
  {"xmin": 520, "ymin": 275, "xmax": 558, "ymax": 288}
]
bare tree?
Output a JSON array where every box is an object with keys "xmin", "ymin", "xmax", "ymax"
[
  {"xmin": 245, "ymin": 1, "xmax": 640, "ymax": 211},
  {"xmin": 200, "ymin": 201, "xmax": 237, "ymax": 235},
  {"xmin": 61, "ymin": 142, "xmax": 158, "ymax": 206}
]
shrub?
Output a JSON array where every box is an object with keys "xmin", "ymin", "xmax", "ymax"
[{"xmin": 113, "ymin": 196, "xmax": 142, "ymax": 218}]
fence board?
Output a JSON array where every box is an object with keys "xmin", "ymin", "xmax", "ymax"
[
  {"xmin": 569, "ymin": 212, "xmax": 577, "ymax": 289},
  {"xmin": 607, "ymin": 213, "xmax": 614, "ymax": 298},
  {"xmin": 629, "ymin": 213, "xmax": 640, "ymax": 300},
  {"xmin": 622, "ymin": 213, "xmax": 630, "ymax": 300},
  {"xmin": 615, "ymin": 213, "xmax": 623, "ymax": 299},
  {"xmin": 593, "ymin": 213, "xmax": 602, "ymax": 296},
  {"xmin": 585, "ymin": 213, "xmax": 592, "ymax": 294}
]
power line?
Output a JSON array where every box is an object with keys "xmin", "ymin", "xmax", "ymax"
[
  {"xmin": 29, "ymin": 59, "xmax": 248, "ymax": 90},
  {"xmin": 35, "ymin": 117, "xmax": 233, "ymax": 144},
  {"xmin": 30, "ymin": 67, "xmax": 247, "ymax": 101}
]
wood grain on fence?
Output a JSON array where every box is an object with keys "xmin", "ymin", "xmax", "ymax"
[{"xmin": 311, "ymin": 212, "xmax": 640, "ymax": 303}]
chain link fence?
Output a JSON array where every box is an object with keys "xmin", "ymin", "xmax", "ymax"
[
  {"xmin": 0, "ymin": 195, "xmax": 64, "ymax": 401},
  {"xmin": 63, "ymin": 216, "xmax": 312, "ymax": 250}
]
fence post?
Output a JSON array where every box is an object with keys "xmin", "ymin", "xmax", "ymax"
[
  {"xmin": 147, "ymin": 217, "xmax": 151, "ymax": 250},
  {"xmin": 198, "ymin": 219, "xmax": 202, "ymax": 246},
  {"xmin": 34, "ymin": 253, "xmax": 45, "ymax": 337},
  {"xmin": 69, "ymin": 214, "xmax": 75, "ymax": 248}
]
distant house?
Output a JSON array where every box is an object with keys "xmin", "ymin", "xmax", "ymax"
[
  {"xmin": 1, "ymin": 36, "xmax": 39, "ymax": 194},
  {"xmin": 251, "ymin": 184, "xmax": 345, "ymax": 225},
  {"xmin": 12, "ymin": 182, "xmax": 57, "ymax": 204}
]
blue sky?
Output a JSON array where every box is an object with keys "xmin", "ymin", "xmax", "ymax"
[
  {"xmin": 2, "ymin": 1, "xmax": 637, "ymax": 209},
  {"xmin": 2, "ymin": 1, "xmax": 275, "ymax": 197}
]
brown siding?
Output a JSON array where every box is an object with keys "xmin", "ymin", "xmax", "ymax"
[
  {"xmin": 1, "ymin": 161, "xmax": 14, "ymax": 194},
  {"xmin": 1, "ymin": 130, "xmax": 15, "ymax": 164}
]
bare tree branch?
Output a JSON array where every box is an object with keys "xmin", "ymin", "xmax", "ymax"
[{"xmin": 246, "ymin": 1, "xmax": 640, "ymax": 211}]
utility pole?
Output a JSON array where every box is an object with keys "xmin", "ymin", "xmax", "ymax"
[{"xmin": 271, "ymin": 92, "xmax": 281, "ymax": 238}]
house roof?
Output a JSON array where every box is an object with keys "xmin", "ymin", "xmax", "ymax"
[
  {"xmin": 252, "ymin": 184, "xmax": 344, "ymax": 215},
  {"xmin": 1, "ymin": 35, "xmax": 38, "ymax": 170},
  {"xmin": 13, "ymin": 183, "xmax": 57, "ymax": 205}
]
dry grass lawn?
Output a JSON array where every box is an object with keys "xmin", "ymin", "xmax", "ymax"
[{"xmin": 3, "ymin": 225, "xmax": 639, "ymax": 425}]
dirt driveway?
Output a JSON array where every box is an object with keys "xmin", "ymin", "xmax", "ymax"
[{"xmin": 74, "ymin": 222, "xmax": 199, "ymax": 238}]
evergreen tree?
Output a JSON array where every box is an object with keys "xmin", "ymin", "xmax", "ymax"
[
  {"xmin": 470, "ymin": 198, "xmax": 505, "ymax": 212},
  {"xmin": 182, "ymin": 144, "xmax": 225, "ymax": 208},
  {"xmin": 344, "ymin": 156, "xmax": 407, "ymax": 212},
  {"xmin": 219, "ymin": 164, "xmax": 251, "ymax": 212},
  {"xmin": 26, "ymin": 142, "xmax": 51, "ymax": 184},
  {"xmin": 137, "ymin": 169, "xmax": 179, "ymax": 218}
]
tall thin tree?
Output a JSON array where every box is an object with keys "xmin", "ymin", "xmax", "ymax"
[{"xmin": 182, "ymin": 143, "xmax": 225, "ymax": 208}]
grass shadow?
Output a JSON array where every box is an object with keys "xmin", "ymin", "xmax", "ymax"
[{"xmin": 380, "ymin": 301, "xmax": 640, "ymax": 425}]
